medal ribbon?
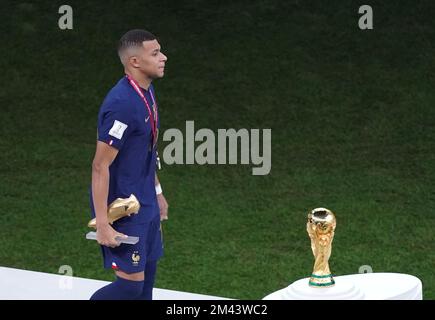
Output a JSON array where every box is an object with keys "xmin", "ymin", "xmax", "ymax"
[{"xmin": 126, "ymin": 74, "xmax": 158, "ymax": 147}]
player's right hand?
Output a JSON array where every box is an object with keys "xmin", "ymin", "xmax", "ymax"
[{"xmin": 96, "ymin": 224, "xmax": 127, "ymax": 248}]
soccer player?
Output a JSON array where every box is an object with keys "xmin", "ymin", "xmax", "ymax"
[{"xmin": 89, "ymin": 29, "xmax": 168, "ymax": 300}]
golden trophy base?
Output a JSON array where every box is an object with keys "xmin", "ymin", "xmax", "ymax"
[{"xmin": 88, "ymin": 194, "xmax": 141, "ymax": 228}]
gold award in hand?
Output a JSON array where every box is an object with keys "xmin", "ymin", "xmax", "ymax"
[
  {"xmin": 88, "ymin": 194, "xmax": 141, "ymax": 228},
  {"xmin": 307, "ymin": 208, "xmax": 337, "ymax": 288}
]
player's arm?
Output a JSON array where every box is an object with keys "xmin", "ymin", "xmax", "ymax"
[
  {"xmin": 155, "ymin": 173, "xmax": 160, "ymax": 188},
  {"xmin": 155, "ymin": 173, "xmax": 168, "ymax": 221},
  {"xmin": 92, "ymin": 141, "xmax": 127, "ymax": 247}
]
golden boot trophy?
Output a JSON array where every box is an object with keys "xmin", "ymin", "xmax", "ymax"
[
  {"xmin": 307, "ymin": 208, "xmax": 336, "ymax": 287},
  {"xmin": 88, "ymin": 194, "xmax": 141, "ymax": 228}
]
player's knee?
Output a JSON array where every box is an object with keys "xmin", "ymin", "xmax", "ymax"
[{"xmin": 116, "ymin": 277, "xmax": 144, "ymax": 298}]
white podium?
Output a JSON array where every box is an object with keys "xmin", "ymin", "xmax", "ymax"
[
  {"xmin": 0, "ymin": 267, "xmax": 229, "ymax": 300},
  {"xmin": 263, "ymin": 273, "xmax": 422, "ymax": 300}
]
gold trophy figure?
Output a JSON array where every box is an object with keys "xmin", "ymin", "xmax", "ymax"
[
  {"xmin": 88, "ymin": 194, "xmax": 141, "ymax": 228},
  {"xmin": 307, "ymin": 208, "xmax": 336, "ymax": 287}
]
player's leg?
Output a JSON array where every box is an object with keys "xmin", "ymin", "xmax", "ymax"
[
  {"xmin": 90, "ymin": 223, "xmax": 146, "ymax": 300},
  {"xmin": 90, "ymin": 271, "xmax": 144, "ymax": 300},
  {"xmin": 115, "ymin": 269, "xmax": 144, "ymax": 281},
  {"xmin": 137, "ymin": 213, "xmax": 163, "ymax": 300},
  {"xmin": 136, "ymin": 260, "xmax": 157, "ymax": 300}
]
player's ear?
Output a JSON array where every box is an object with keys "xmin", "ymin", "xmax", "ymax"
[{"xmin": 129, "ymin": 56, "xmax": 140, "ymax": 68}]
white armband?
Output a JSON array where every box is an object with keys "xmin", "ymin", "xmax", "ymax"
[{"xmin": 155, "ymin": 184, "xmax": 163, "ymax": 195}]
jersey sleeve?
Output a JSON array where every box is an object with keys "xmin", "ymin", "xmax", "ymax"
[{"xmin": 97, "ymin": 100, "xmax": 135, "ymax": 150}]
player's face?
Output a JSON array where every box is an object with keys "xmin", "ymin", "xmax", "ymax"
[{"xmin": 138, "ymin": 40, "xmax": 167, "ymax": 79}]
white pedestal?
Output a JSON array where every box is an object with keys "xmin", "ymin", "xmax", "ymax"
[{"xmin": 263, "ymin": 273, "xmax": 422, "ymax": 300}]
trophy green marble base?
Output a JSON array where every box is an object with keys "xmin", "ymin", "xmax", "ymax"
[{"xmin": 309, "ymin": 274, "xmax": 335, "ymax": 287}]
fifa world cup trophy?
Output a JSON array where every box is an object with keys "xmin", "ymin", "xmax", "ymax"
[{"xmin": 307, "ymin": 208, "xmax": 337, "ymax": 287}]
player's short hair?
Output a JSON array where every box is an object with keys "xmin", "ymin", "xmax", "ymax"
[{"xmin": 118, "ymin": 29, "xmax": 156, "ymax": 65}]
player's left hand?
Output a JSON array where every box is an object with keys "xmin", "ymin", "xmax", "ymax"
[{"xmin": 157, "ymin": 193, "xmax": 169, "ymax": 221}]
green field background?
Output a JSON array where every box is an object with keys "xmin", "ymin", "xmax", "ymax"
[{"xmin": 1, "ymin": 0, "xmax": 434, "ymax": 299}]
